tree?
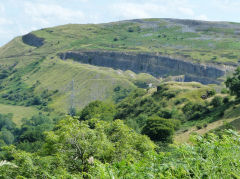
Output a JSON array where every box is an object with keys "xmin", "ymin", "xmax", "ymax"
[
  {"xmin": 79, "ymin": 101, "xmax": 116, "ymax": 121},
  {"xmin": 142, "ymin": 116, "xmax": 178, "ymax": 143},
  {"xmin": 225, "ymin": 67, "xmax": 240, "ymax": 99},
  {"xmin": 0, "ymin": 129, "xmax": 14, "ymax": 145},
  {"xmin": 16, "ymin": 114, "xmax": 54, "ymax": 152}
]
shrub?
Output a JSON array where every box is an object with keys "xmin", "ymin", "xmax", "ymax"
[
  {"xmin": 196, "ymin": 125, "xmax": 202, "ymax": 130},
  {"xmin": 128, "ymin": 27, "xmax": 134, "ymax": 32},
  {"xmin": 221, "ymin": 88, "xmax": 228, "ymax": 94},
  {"xmin": 79, "ymin": 100, "xmax": 116, "ymax": 121},
  {"xmin": 174, "ymin": 98, "xmax": 187, "ymax": 105},
  {"xmin": 142, "ymin": 116, "xmax": 176, "ymax": 143},
  {"xmin": 223, "ymin": 96, "xmax": 230, "ymax": 104},
  {"xmin": 207, "ymin": 89, "xmax": 216, "ymax": 97},
  {"xmin": 113, "ymin": 37, "xmax": 118, "ymax": 41},
  {"xmin": 182, "ymin": 102, "xmax": 209, "ymax": 120},
  {"xmin": 210, "ymin": 96, "xmax": 223, "ymax": 107}
]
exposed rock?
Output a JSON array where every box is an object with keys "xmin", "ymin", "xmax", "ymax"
[
  {"xmin": 59, "ymin": 51, "xmax": 231, "ymax": 84},
  {"xmin": 22, "ymin": 33, "xmax": 44, "ymax": 47}
]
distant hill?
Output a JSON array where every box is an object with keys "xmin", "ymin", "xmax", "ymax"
[{"xmin": 0, "ymin": 18, "xmax": 239, "ymax": 115}]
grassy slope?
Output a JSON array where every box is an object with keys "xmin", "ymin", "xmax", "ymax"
[
  {"xmin": 32, "ymin": 19, "xmax": 240, "ymax": 65},
  {"xmin": 24, "ymin": 57, "xmax": 158, "ymax": 112},
  {"xmin": 126, "ymin": 81, "xmax": 239, "ymax": 143},
  {"xmin": 150, "ymin": 81, "xmax": 212, "ymax": 113},
  {"xmin": 0, "ymin": 39, "xmax": 159, "ymax": 114},
  {"xmin": 174, "ymin": 104, "xmax": 240, "ymax": 143},
  {"xmin": 0, "ymin": 103, "xmax": 39, "ymax": 125}
]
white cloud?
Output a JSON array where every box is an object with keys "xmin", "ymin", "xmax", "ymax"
[
  {"xmin": 213, "ymin": 0, "xmax": 240, "ymax": 9},
  {"xmin": 178, "ymin": 7, "xmax": 194, "ymax": 16},
  {"xmin": 111, "ymin": 2, "xmax": 167, "ymax": 19},
  {"xmin": 0, "ymin": 4, "xmax": 4, "ymax": 13},
  {"xmin": 24, "ymin": 2, "xmax": 85, "ymax": 26},
  {"xmin": 195, "ymin": 14, "xmax": 208, "ymax": 21},
  {"xmin": 0, "ymin": 17, "xmax": 13, "ymax": 25},
  {"xmin": 110, "ymin": 1, "xmax": 196, "ymax": 20}
]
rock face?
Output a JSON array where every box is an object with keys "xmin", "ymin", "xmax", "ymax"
[
  {"xmin": 22, "ymin": 33, "xmax": 44, "ymax": 47},
  {"xmin": 59, "ymin": 51, "xmax": 229, "ymax": 84}
]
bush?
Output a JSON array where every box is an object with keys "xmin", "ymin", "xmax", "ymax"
[
  {"xmin": 128, "ymin": 27, "xmax": 134, "ymax": 32},
  {"xmin": 196, "ymin": 125, "xmax": 202, "ymax": 130},
  {"xmin": 207, "ymin": 89, "xmax": 216, "ymax": 97},
  {"xmin": 174, "ymin": 98, "xmax": 187, "ymax": 105},
  {"xmin": 182, "ymin": 102, "xmax": 209, "ymax": 120},
  {"xmin": 142, "ymin": 116, "xmax": 176, "ymax": 143},
  {"xmin": 223, "ymin": 96, "xmax": 230, "ymax": 104},
  {"xmin": 79, "ymin": 100, "xmax": 116, "ymax": 121},
  {"xmin": 221, "ymin": 88, "xmax": 228, "ymax": 94},
  {"xmin": 211, "ymin": 96, "xmax": 223, "ymax": 107}
]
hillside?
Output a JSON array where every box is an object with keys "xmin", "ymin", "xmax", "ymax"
[
  {"xmin": 1, "ymin": 18, "xmax": 240, "ymax": 178},
  {"xmin": 0, "ymin": 18, "xmax": 239, "ymax": 118}
]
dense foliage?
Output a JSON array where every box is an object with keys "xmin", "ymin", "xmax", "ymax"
[
  {"xmin": 0, "ymin": 116, "xmax": 155, "ymax": 178},
  {"xmin": 88, "ymin": 130, "xmax": 240, "ymax": 178},
  {"xmin": 0, "ymin": 113, "xmax": 55, "ymax": 153},
  {"xmin": 79, "ymin": 100, "xmax": 116, "ymax": 122},
  {"xmin": 142, "ymin": 116, "xmax": 179, "ymax": 143},
  {"xmin": 0, "ymin": 116, "xmax": 239, "ymax": 178}
]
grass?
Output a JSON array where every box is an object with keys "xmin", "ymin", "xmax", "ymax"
[
  {"xmin": 26, "ymin": 19, "xmax": 240, "ymax": 65},
  {"xmin": 174, "ymin": 101, "xmax": 240, "ymax": 143},
  {"xmin": 21, "ymin": 58, "xmax": 159, "ymax": 113},
  {"xmin": 0, "ymin": 103, "xmax": 39, "ymax": 126},
  {"xmin": 174, "ymin": 116, "xmax": 238, "ymax": 144}
]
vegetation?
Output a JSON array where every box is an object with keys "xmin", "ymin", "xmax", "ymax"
[
  {"xmin": 0, "ymin": 113, "xmax": 57, "ymax": 153},
  {"xmin": 226, "ymin": 66, "xmax": 240, "ymax": 99},
  {"xmin": 1, "ymin": 18, "xmax": 240, "ymax": 177},
  {"xmin": 0, "ymin": 70, "xmax": 240, "ymax": 177},
  {"xmin": 29, "ymin": 19, "xmax": 240, "ymax": 64},
  {"xmin": 0, "ymin": 116, "xmax": 239, "ymax": 178}
]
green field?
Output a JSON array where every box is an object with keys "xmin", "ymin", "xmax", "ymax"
[{"xmin": 0, "ymin": 104, "xmax": 39, "ymax": 125}]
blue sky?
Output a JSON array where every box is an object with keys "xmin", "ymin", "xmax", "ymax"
[{"xmin": 0, "ymin": 0, "xmax": 239, "ymax": 46}]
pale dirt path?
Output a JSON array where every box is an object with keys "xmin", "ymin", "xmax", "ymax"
[{"xmin": 174, "ymin": 117, "xmax": 239, "ymax": 144}]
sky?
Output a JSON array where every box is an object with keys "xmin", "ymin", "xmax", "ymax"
[{"xmin": 0, "ymin": 0, "xmax": 239, "ymax": 46}]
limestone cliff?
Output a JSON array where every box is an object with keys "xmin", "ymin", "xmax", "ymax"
[{"xmin": 60, "ymin": 51, "xmax": 230, "ymax": 84}]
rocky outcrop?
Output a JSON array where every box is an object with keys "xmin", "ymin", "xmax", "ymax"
[
  {"xmin": 22, "ymin": 33, "xmax": 44, "ymax": 47},
  {"xmin": 59, "ymin": 51, "xmax": 230, "ymax": 84}
]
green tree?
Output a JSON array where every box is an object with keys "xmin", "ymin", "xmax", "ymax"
[
  {"xmin": 142, "ymin": 116, "xmax": 179, "ymax": 143},
  {"xmin": 0, "ymin": 129, "xmax": 14, "ymax": 145},
  {"xmin": 226, "ymin": 67, "xmax": 240, "ymax": 99},
  {"xmin": 16, "ymin": 114, "xmax": 54, "ymax": 152},
  {"xmin": 79, "ymin": 100, "xmax": 116, "ymax": 121},
  {"xmin": 1, "ymin": 116, "xmax": 155, "ymax": 178}
]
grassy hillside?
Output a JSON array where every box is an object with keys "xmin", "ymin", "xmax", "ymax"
[
  {"xmin": 0, "ymin": 18, "xmax": 240, "ymax": 119},
  {"xmin": 30, "ymin": 19, "xmax": 240, "ymax": 65},
  {"xmin": 0, "ymin": 104, "xmax": 40, "ymax": 125}
]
